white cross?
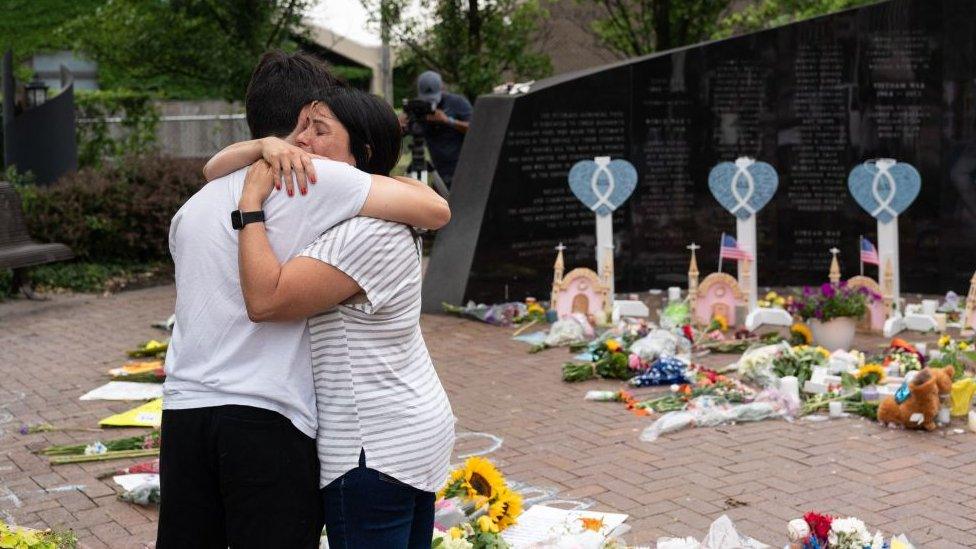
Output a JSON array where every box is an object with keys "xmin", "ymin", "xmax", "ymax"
[
  {"xmin": 687, "ymin": 243, "xmax": 700, "ymax": 252},
  {"xmin": 555, "ymin": 243, "xmax": 566, "ymax": 252},
  {"xmin": 829, "ymin": 247, "xmax": 840, "ymax": 256}
]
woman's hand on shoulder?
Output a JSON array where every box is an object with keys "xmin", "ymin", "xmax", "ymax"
[
  {"xmin": 260, "ymin": 137, "xmax": 316, "ymax": 197},
  {"xmin": 241, "ymin": 160, "xmax": 276, "ymax": 210}
]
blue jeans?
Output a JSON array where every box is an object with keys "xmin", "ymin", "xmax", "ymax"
[{"xmin": 322, "ymin": 450, "xmax": 436, "ymax": 549}]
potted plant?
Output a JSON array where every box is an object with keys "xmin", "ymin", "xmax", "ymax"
[{"xmin": 789, "ymin": 282, "xmax": 875, "ymax": 351}]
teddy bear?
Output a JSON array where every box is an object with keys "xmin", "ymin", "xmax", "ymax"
[{"xmin": 877, "ymin": 365, "xmax": 954, "ymax": 430}]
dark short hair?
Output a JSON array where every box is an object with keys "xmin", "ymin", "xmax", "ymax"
[
  {"xmin": 318, "ymin": 88, "xmax": 402, "ymax": 176},
  {"xmin": 245, "ymin": 50, "xmax": 345, "ymax": 139}
]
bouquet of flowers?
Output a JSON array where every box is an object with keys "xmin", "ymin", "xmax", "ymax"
[
  {"xmin": 0, "ymin": 521, "xmax": 77, "ymax": 549},
  {"xmin": 37, "ymin": 431, "xmax": 160, "ymax": 464},
  {"xmin": 126, "ymin": 340, "xmax": 168, "ymax": 358},
  {"xmin": 930, "ymin": 335, "xmax": 976, "ymax": 379},
  {"xmin": 758, "ymin": 290, "xmax": 790, "ymax": 310},
  {"xmin": 561, "ymin": 339, "xmax": 631, "ymax": 382},
  {"xmin": 788, "ymin": 512, "xmax": 913, "ymax": 549},
  {"xmin": 434, "ymin": 458, "xmax": 523, "ymax": 549},
  {"xmin": 772, "ymin": 345, "xmax": 830, "ymax": 387},
  {"xmin": 881, "ymin": 339, "xmax": 924, "ymax": 376},
  {"xmin": 789, "ymin": 282, "xmax": 875, "ymax": 322}
]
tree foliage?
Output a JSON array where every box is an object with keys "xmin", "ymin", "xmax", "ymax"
[
  {"xmin": 369, "ymin": 0, "xmax": 553, "ymax": 101},
  {"xmin": 0, "ymin": 0, "xmax": 104, "ymax": 80},
  {"xmin": 715, "ymin": 0, "xmax": 878, "ymax": 39},
  {"xmin": 581, "ymin": 0, "xmax": 731, "ymax": 58},
  {"xmin": 580, "ymin": 0, "xmax": 880, "ymax": 59},
  {"xmin": 62, "ymin": 0, "xmax": 312, "ymax": 100}
]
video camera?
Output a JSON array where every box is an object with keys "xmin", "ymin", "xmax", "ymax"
[{"xmin": 402, "ymin": 98, "xmax": 435, "ymax": 119}]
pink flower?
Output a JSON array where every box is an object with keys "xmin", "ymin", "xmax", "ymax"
[{"xmin": 628, "ymin": 354, "xmax": 643, "ymax": 370}]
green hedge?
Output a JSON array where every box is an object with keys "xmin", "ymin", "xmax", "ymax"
[{"xmin": 18, "ymin": 155, "xmax": 204, "ymax": 263}]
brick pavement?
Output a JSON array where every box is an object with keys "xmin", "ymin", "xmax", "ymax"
[{"xmin": 1, "ymin": 285, "xmax": 975, "ymax": 547}]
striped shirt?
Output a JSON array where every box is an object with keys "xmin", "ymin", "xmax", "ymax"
[{"xmin": 300, "ymin": 217, "xmax": 455, "ymax": 493}]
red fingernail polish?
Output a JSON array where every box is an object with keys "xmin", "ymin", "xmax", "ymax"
[
  {"xmin": 288, "ymin": 188, "xmax": 293, "ymax": 196},
  {"xmin": 301, "ymin": 187, "xmax": 307, "ymax": 196}
]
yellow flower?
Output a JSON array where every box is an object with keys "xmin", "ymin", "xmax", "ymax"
[
  {"xmin": 712, "ymin": 314, "xmax": 728, "ymax": 332},
  {"xmin": 765, "ymin": 291, "xmax": 778, "ymax": 300},
  {"xmin": 488, "ymin": 487, "xmax": 523, "ymax": 531},
  {"xmin": 817, "ymin": 347, "xmax": 830, "ymax": 358},
  {"xmin": 790, "ymin": 323, "xmax": 813, "ymax": 345},
  {"xmin": 449, "ymin": 527, "xmax": 464, "ymax": 540},
  {"xmin": 527, "ymin": 303, "xmax": 545, "ymax": 316},
  {"xmin": 438, "ymin": 468, "xmax": 468, "ymax": 499},
  {"xmin": 961, "ymin": 341, "xmax": 971, "ymax": 351},
  {"xmin": 477, "ymin": 515, "xmax": 499, "ymax": 533},
  {"xmin": 938, "ymin": 335, "xmax": 951, "ymax": 348},
  {"xmin": 856, "ymin": 363, "xmax": 886, "ymax": 384},
  {"xmin": 462, "ymin": 457, "xmax": 505, "ymax": 501},
  {"xmin": 604, "ymin": 339, "xmax": 621, "ymax": 353}
]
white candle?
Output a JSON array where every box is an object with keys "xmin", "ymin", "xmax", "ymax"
[
  {"xmin": 667, "ymin": 286, "xmax": 682, "ymax": 303},
  {"xmin": 829, "ymin": 401, "xmax": 843, "ymax": 418}
]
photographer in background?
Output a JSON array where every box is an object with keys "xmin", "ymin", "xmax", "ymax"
[{"xmin": 399, "ymin": 70, "xmax": 472, "ymax": 188}]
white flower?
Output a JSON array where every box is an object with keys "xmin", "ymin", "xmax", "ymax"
[
  {"xmin": 871, "ymin": 531, "xmax": 885, "ymax": 549},
  {"xmin": 828, "ymin": 517, "xmax": 872, "ymax": 549},
  {"xmin": 787, "ymin": 518, "xmax": 810, "ymax": 541}
]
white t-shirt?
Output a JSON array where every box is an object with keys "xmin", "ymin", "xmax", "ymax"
[{"xmin": 163, "ymin": 159, "xmax": 371, "ymax": 437}]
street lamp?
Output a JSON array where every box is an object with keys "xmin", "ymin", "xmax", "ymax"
[{"xmin": 25, "ymin": 78, "xmax": 48, "ymax": 108}]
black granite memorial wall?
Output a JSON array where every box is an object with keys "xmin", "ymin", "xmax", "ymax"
[{"xmin": 422, "ymin": 0, "xmax": 976, "ymax": 312}]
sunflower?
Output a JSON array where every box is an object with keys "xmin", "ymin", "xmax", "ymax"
[
  {"xmin": 462, "ymin": 457, "xmax": 505, "ymax": 501},
  {"xmin": 438, "ymin": 467, "xmax": 468, "ymax": 499},
  {"xmin": 938, "ymin": 335, "xmax": 951, "ymax": 349},
  {"xmin": 488, "ymin": 487, "xmax": 523, "ymax": 531},
  {"xmin": 790, "ymin": 323, "xmax": 813, "ymax": 345},
  {"xmin": 856, "ymin": 363, "xmax": 886, "ymax": 386}
]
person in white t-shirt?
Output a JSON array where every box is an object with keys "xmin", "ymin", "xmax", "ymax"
[{"xmin": 158, "ymin": 51, "xmax": 449, "ymax": 549}]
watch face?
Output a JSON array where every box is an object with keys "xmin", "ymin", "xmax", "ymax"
[{"xmin": 231, "ymin": 210, "xmax": 243, "ymax": 230}]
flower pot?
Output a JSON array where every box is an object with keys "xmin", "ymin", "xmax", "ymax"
[{"xmin": 808, "ymin": 317, "xmax": 856, "ymax": 352}]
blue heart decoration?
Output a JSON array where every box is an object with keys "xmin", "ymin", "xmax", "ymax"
[
  {"xmin": 708, "ymin": 158, "xmax": 779, "ymax": 220},
  {"xmin": 567, "ymin": 157, "xmax": 638, "ymax": 216},
  {"xmin": 847, "ymin": 159, "xmax": 920, "ymax": 224}
]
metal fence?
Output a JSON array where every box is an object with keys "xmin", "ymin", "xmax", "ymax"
[{"xmin": 87, "ymin": 100, "xmax": 251, "ymax": 159}]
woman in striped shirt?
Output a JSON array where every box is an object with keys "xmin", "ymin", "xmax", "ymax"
[{"xmin": 233, "ymin": 87, "xmax": 455, "ymax": 548}]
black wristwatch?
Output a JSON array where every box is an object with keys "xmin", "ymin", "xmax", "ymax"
[{"xmin": 231, "ymin": 209, "xmax": 265, "ymax": 230}]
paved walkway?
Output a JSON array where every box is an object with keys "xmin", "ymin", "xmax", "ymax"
[{"xmin": 1, "ymin": 285, "xmax": 975, "ymax": 548}]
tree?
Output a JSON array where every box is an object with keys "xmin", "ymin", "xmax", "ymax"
[
  {"xmin": 0, "ymin": 0, "xmax": 105, "ymax": 81},
  {"xmin": 578, "ymin": 0, "xmax": 732, "ymax": 58},
  {"xmin": 63, "ymin": 0, "xmax": 312, "ymax": 100},
  {"xmin": 368, "ymin": 0, "xmax": 552, "ymax": 102},
  {"xmin": 715, "ymin": 0, "xmax": 878, "ymax": 38},
  {"xmin": 579, "ymin": 0, "xmax": 879, "ymax": 60}
]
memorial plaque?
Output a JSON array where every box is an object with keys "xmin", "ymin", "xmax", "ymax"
[{"xmin": 422, "ymin": 0, "xmax": 976, "ymax": 311}]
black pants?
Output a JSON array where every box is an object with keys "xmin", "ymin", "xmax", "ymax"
[{"xmin": 156, "ymin": 405, "xmax": 322, "ymax": 548}]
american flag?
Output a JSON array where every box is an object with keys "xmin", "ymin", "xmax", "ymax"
[
  {"xmin": 860, "ymin": 237, "xmax": 879, "ymax": 265},
  {"xmin": 719, "ymin": 233, "xmax": 753, "ymax": 261}
]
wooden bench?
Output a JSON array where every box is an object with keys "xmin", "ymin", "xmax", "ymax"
[{"xmin": 0, "ymin": 180, "xmax": 74, "ymax": 298}]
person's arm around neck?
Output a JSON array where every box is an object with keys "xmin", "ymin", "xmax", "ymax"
[
  {"xmin": 238, "ymin": 162, "xmax": 360, "ymax": 322},
  {"xmin": 361, "ymin": 173, "xmax": 451, "ymax": 229}
]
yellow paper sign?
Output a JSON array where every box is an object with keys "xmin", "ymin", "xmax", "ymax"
[
  {"xmin": 99, "ymin": 398, "xmax": 163, "ymax": 428},
  {"xmin": 951, "ymin": 378, "xmax": 975, "ymax": 417}
]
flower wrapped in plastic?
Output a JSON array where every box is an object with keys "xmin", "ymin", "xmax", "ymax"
[{"xmin": 628, "ymin": 356, "xmax": 688, "ymax": 387}]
